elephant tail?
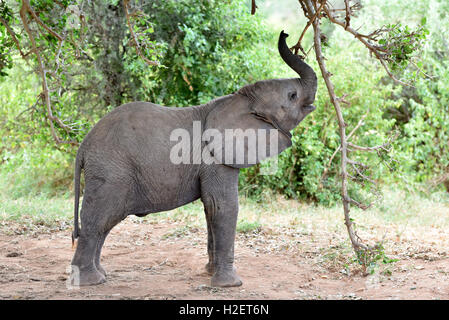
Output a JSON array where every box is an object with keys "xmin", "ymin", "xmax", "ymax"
[{"xmin": 72, "ymin": 150, "xmax": 83, "ymax": 248}]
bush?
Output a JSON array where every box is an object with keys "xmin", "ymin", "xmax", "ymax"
[{"xmin": 129, "ymin": 0, "xmax": 274, "ymax": 106}]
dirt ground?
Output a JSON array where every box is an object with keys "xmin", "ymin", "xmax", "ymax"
[{"xmin": 0, "ymin": 219, "xmax": 448, "ymax": 300}]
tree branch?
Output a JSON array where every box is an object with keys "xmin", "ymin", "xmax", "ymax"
[
  {"xmin": 303, "ymin": 0, "xmax": 370, "ymax": 253},
  {"xmin": 22, "ymin": 0, "xmax": 63, "ymax": 41},
  {"xmin": 251, "ymin": 0, "xmax": 258, "ymax": 15},
  {"xmin": 323, "ymin": 6, "xmax": 411, "ymax": 86},
  {"xmin": 19, "ymin": 1, "xmax": 77, "ymax": 146},
  {"xmin": 344, "ymin": 0, "xmax": 350, "ymax": 29},
  {"xmin": 291, "ymin": 0, "xmax": 326, "ymax": 55},
  {"xmin": 123, "ymin": 0, "xmax": 159, "ymax": 66},
  {"xmin": 0, "ymin": 16, "xmax": 31, "ymax": 59},
  {"xmin": 321, "ymin": 111, "xmax": 368, "ymax": 180}
]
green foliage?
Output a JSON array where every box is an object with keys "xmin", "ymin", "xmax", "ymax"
[
  {"xmin": 394, "ymin": 58, "xmax": 449, "ymax": 184},
  {"xmin": 128, "ymin": 0, "xmax": 272, "ymax": 106},
  {"xmin": 379, "ymin": 0, "xmax": 449, "ymax": 187},
  {"xmin": 378, "ymin": 22, "xmax": 429, "ymax": 72},
  {"xmin": 0, "ymin": 0, "xmax": 14, "ymax": 77},
  {"xmin": 0, "ymin": 145, "xmax": 73, "ymax": 198},
  {"xmin": 0, "ymin": 63, "xmax": 74, "ymax": 197},
  {"xmin": 236, "ymin": 220, "xmax": 262, "ymax": 234},
  {"xmin": 354, "ymin": 243, "xmax": 398, "ymax": 275}
]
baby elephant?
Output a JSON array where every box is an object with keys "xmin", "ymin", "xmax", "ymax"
[{"xmin": 70, "ymin": 31, "xmax": 317, "ymax": 287}]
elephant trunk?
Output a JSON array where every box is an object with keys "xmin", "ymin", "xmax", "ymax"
[{"xmin": 278, "ymin": 31, "xmax": 317, "ymax": 101}]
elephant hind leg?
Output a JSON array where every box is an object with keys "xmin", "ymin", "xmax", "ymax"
[
  {"xmin": 70, "ymin": 184, "xmax": 126, "ymax": 286},
  {"xmin": 94, "ymin": 231, "xmax": 109, "ymax": 277},
  {"xmin": 71, "ymin": 232, "xmax": 106, "ymax": 286}
]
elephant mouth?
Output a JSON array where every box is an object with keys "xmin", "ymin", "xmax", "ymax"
[
  {"xmin": 304, "ymin": 105, "xmax": 316, "ymax": 112},
  {"xmin": 250, "ymin": 111, "xmax": 292, "ymax": 139}
]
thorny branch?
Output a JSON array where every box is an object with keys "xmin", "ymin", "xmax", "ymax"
[
  {"xmin": 344, "ymin": 0, "xmax": 350, "ymax": 29},
  {"xmin": 300, "ymin": 0, "xmax": 369, "ymax": 253},
  {"xmin": 24, "ymin": 2, "xmax": 63, "ymax": 41},
  {"xmin": 251, "ymin": 0, "xmax": 258, "ymax": 15},
  {"xmin": 0, "ymin": 16, "xmax": 32, "ymax": 59},
  {"xmin": 19, "ymin": 0, "xmax": 78, "ymax": 145},
  {"xmin": 321, "ymin": 111, "xmax": 368, "ymax": 182},
  {"xmin": 296, "ymin": 0, "xmax": 407, "ymax": 260},
  {"xmin": 123, "ymin": 0, "xmax": 159, "ymax": 66},
  {"xmin": 324, "ymin": 5, "xmax": 428, "ymax": 85},
  {"xmin": 290, "ymin": 0, "xmax": 326, "ymax": 55},
  {"xmin": 6, "ymin": 0, "xmax": 160, "ymax": 145}
]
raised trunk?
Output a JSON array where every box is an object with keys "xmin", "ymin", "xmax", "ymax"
[{"xmin": 278, "ymin": 31, "xmax": 317, "ymax": 101}]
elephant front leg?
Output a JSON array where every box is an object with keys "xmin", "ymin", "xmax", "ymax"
[
  {"xmin": 204, "ymin": 211, "xmax": 215, "ymax": 275},
  {"xmin": 201, "ymin": 166, "xmax": 242, "ymax": 287},
  {"xmin": 209, "ymin": 203, "xmax": 242, "ymax": 287}
]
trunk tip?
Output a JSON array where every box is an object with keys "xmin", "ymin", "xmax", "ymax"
[{"xmin": 280, "ymin": 30, "xmax": 289, "ymax": 39}]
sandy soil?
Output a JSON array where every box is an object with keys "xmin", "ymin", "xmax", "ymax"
[{"xmin": 0, "ymin": 219, "xmax": 448, "ymax": 300}]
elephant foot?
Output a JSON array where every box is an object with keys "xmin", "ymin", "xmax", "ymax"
[
  {"xmin": 96, "ymin": 264, "xmax": 107, "ymax": 277},
  {"xmin": 211, "ymin": 268, "xmax": 242, "ymax": 288},
  {"xmin": 70, "ymin": 266, "xmax": 106, "ymax": 286},
  {"xmin": 79, "ymin": 270, "xmax": 106, "ymax": 286}
]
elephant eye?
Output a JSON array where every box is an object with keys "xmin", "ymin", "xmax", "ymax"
[{"xmin": 288, "ymin": 91, "xmax": 297, "ymax": 101}]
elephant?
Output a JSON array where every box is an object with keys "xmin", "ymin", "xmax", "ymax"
[{"xmin": 70, "ymin": 31, "xmax": 318, "ymax": 287}]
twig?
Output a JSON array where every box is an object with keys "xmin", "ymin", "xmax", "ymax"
[
  {"xmin": 20, "ymin": 1, "xmax": 78, "ymax": 145},
  {"xmin": 22, "ymin": 0, "xmax": 63, "ymax": 41},
  {"xmin": 347, "ymin": 130, "xmax": 398, "ymax": 152},
  {"xmin": 348, "ymin": 197, "xmax": 372, "ymax": 210},
  {"xmin": 292, "ymin": 0, "xmax": 326, "ymax": 55},
  {"xmin": 348, "ymin": 143, "xmax": 386, "ymax": 152},
  {"xmin": 323, "ymin": 6, "xmax": 412, "ymax": 86},
  {"xmin": 350, "ymin": 162, "xmax": 376, "ymax": 185},
  {"xmin": 321, "ymin": 112, "xmax": 368, "ymax": 180},
  {"xmin": 14, "ymin": 94, "xmax": 41, "ymax": 120},
  {"xmin": 251, "ymin": 0, "xmax": 258, "ymax": 15},
  {"xmin": 410, "ymin": 60, "xmax": 436, "ymax": 79},
  {"xmin": 123, "ymin": 0, "xmax": 159, "ymax": 66},
  {"xmin": 0, "ymin": 16, "xmax": 32, "ymax": 59},
  {"xmin": 344, "ymin": 0, "xmax": 350, "ymax": 29}
]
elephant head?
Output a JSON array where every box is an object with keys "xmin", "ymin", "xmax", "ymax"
[{"xmin": 204, "ymin": 31, "xmax": 318, "ymax": 168}]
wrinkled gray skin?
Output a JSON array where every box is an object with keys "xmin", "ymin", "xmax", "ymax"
[{"xmin": 70, "ymin": 31, "xmax": 317, "ymax": 287}]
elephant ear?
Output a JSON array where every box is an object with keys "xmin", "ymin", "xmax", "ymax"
[{"xmin": 203, "ymin": 94, "xmax": 292, "ymax": 168}]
